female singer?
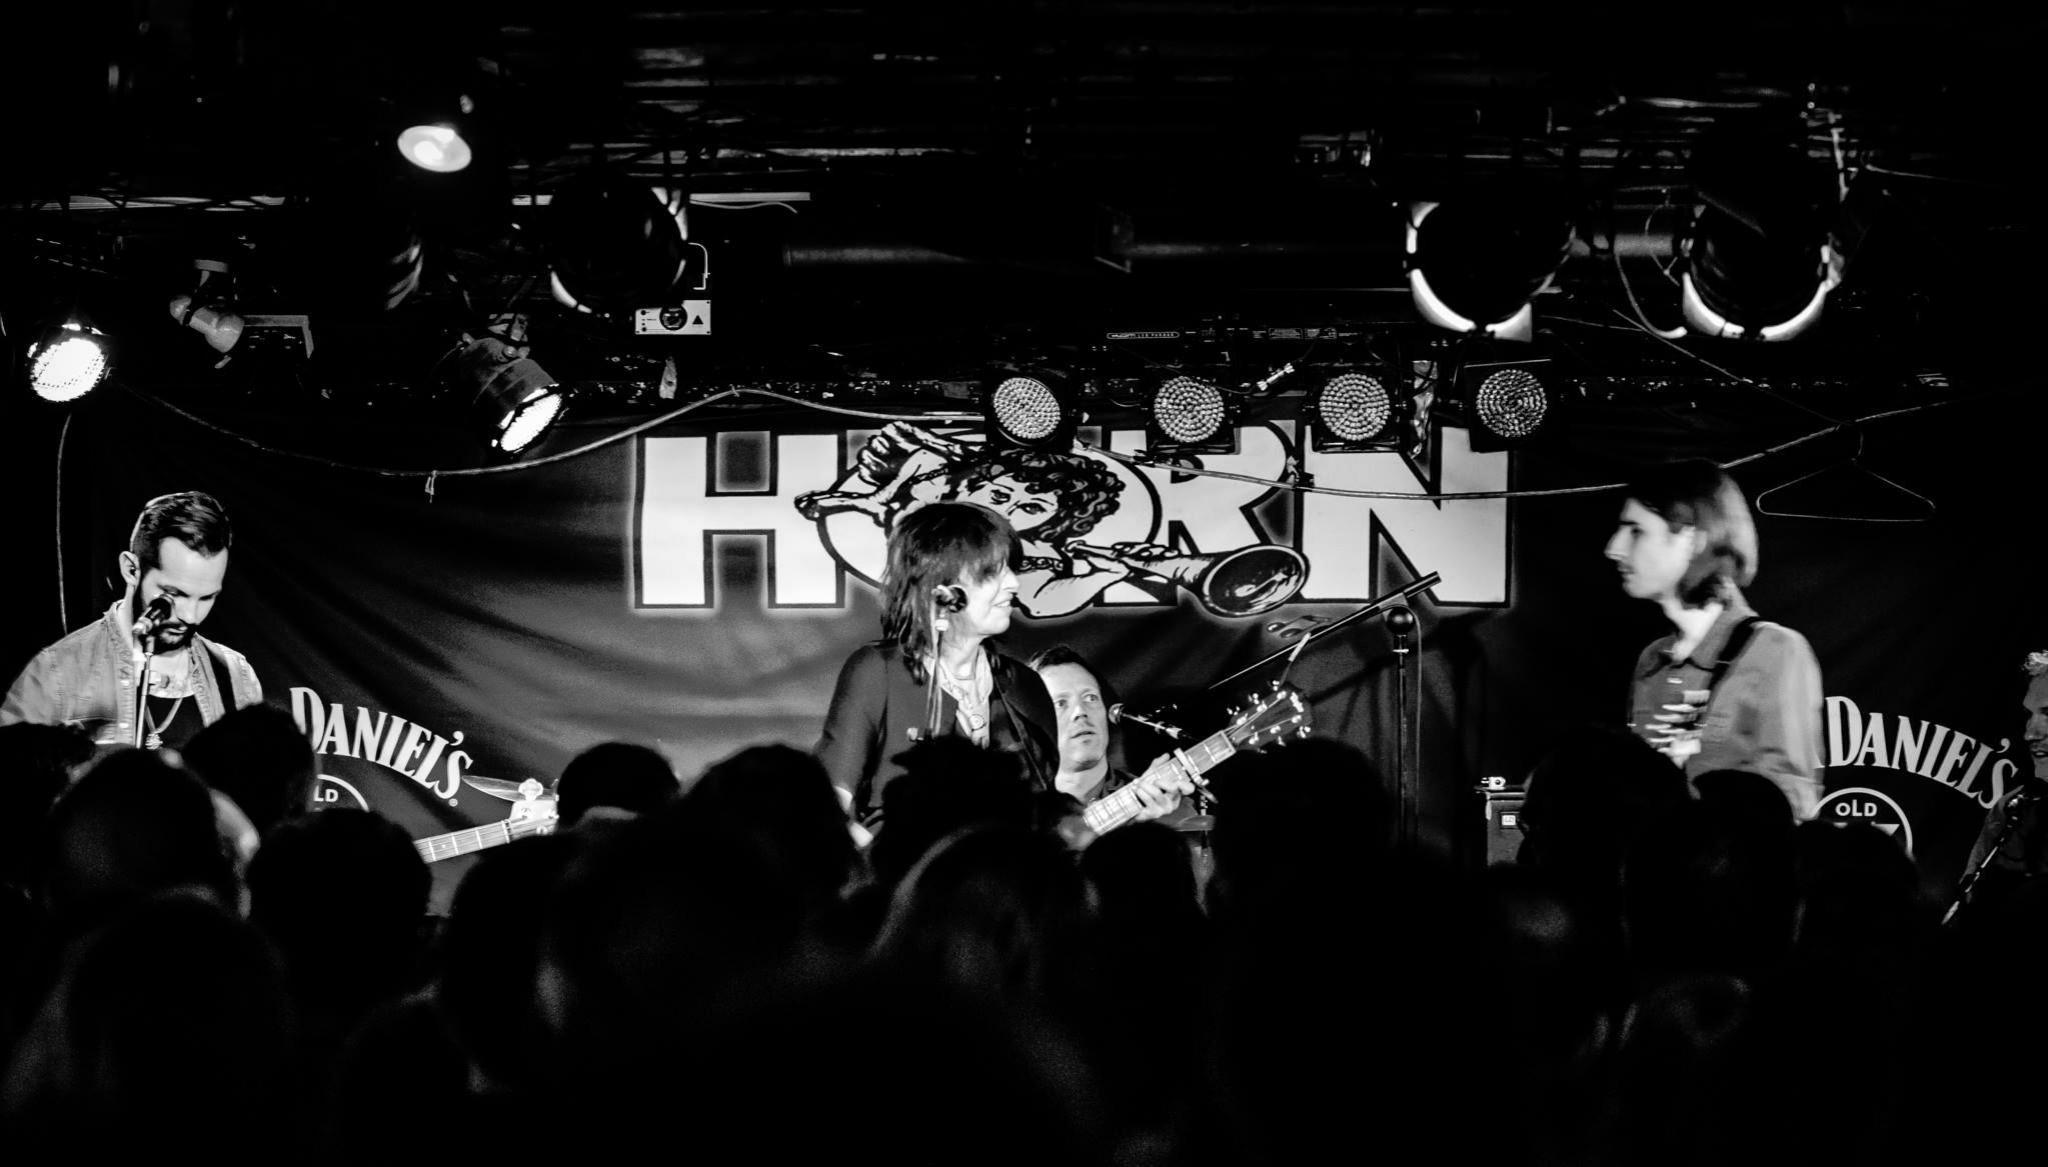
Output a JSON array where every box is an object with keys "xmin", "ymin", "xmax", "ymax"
[{"xmin": 816, "ymin": 501, "xmax": 1058, "ymax": 832}]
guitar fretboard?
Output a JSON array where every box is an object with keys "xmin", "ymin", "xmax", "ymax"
[
  {"xmin": 413, "ymin": 814, "xmax": 556, "ymax": 863},
  {"xmin": 1082, "ymin": 730, "xmax": 1235, "ymax": 837}
]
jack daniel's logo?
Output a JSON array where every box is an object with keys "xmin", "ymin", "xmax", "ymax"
[
  {"xmin": 289, "ymin": 686, "xmax": 473, "ymax": 805},
  {"xmin": 1825, "ymin": 695, "xmax": 2019, "ymax": 810}
]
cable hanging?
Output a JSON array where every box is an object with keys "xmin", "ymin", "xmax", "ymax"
[{"xmin": 121, "ymin": 381, "xmax": 1984, "ymax": 505}]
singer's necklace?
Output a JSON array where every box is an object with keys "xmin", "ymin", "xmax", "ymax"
[{"xmin": 142, "ymin": 694, "xmax": 187, "ymax": 751}]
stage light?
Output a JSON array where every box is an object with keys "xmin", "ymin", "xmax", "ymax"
[
  {"xmin": 1680, "ymin": 211, "xmax": 1840, "ymax": 341},
  {"xmin": 27, "ymin": 321, "xmax": 112, "ymax": 403},
  {"xmin": 1146, "ymin": 375, "xmax": 1235, "ymax": 454},
  {"xmin": 1679, "ymin": 127, "xmax": 1842, "ymax": 341},
  {"xmin": 984, "ymin": 372, "xmax": 1078, "ymax": 450},
  {"xmin": 396, "ymin": 90, "xmax": 478, "ymax": 174},
  {"xmin": 442, "ymin": 333, "xmax": 567, "ymax": 454},
  {"xmin": 168, "ymin": 259, "xmax": 245, "ymax": 359},
  {"xmin": 1308, "ymin": 371, "xmax": 1431, "ymax": 453},
  {"xmin": 1406, "ymin": 197, "xmax": 1574, "ymax": 343},
  {"xmin": 1313, "ymin": 372, "xmax": 1394, "ymax": 442},
  {"xmin": 546, "ymin": 173, "xmax": 689, "ymax": 318},
  {"xmin": 1472, "ymin": 367, "xmax": 1548, "ymax": 442},
  {"xmin": 398, "ymin": 123, "xmax": 473, "ymax": 173},
  {"xmin": 490, "ymin": 378, "xmax": 565, "ymax": 454}
]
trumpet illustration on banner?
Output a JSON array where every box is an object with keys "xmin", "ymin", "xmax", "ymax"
[{"xmin": 1067, "ymin": 541, "xmax": 1308, "ymax": 618}]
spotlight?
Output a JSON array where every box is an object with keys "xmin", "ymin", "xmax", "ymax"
[
  {"xmin": 398, "ymin": 123, "xmax": 473, "ymax": 174},
  {"xmin": 1679, "ymin": 128, "xmax": 1842, "ymax": 341},
  {"xmin": 984, "ymin": 372, "xmax": 1078, "ymax": 450},
  {"xmin": 1146, "ymin": 375, "xmax": 1235, "ymax": 454},
  {"xmin": 1406, "ymin": 197, "xmax": 1574, "ymax": 343},
  {"xmin": 168, "ymin": 259, "xmax": 245, "ymax": 360},
  {"xmin": 546, "ymin": 173, "xmax": 689, "ymax": 318},
  {"xmin": 27, "ymin": 321, "xmax": 112, "ymax": 403},
  {"xmin": 441, "ymin": 332, "xmax": 567, "ymax": 454},
  {"xmin": 1470, "ymin": 367, "xmax": 1549, "ymax": 443},
  {"xmin": 1680, "ymin": 209, "xmax": 1839, "ymax": 341},
  {"xmin": 396, "ymin": 89, "xmax": 479, "ymax": 174}
]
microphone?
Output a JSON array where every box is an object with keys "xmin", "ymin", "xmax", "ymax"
[
  {"xmin": 133, "ymin": 594, "xmax": 174, "ymax": 641},
  {"xmin": 1108, "ymin": 703, "xmax": 1186, "ymax": 741}
]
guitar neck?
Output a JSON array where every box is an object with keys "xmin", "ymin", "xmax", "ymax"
[
  {"xmin": 413, "ymin": 814, "xmax": 556, "ymax": 864},
  {"xmin": 1082, "ymin": 729, "xmax": 1234, "ymax": 837}
]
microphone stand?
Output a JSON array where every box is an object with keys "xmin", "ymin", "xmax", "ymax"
[
  {"xmin": 1207, "ymin": 572, "xmax": 1440, "ymax": 692},
  {"xmin": 1943, "ymin": 785, "xmax": 2037, "ymax": 926},
  {"xmin": 1387, "ymin": 606, "xmax": 1417, "ymax": 850},
  {"xmin": 916, "ymin": 597, "xmax": 946, "ymax": 743},
  {"xmin": 132, "ymin": 627, "xmax": 157, "ymax": 750},
  {"xmin": 1206, "ymin": 572, "xmax": 1439, "ymax": 851}
]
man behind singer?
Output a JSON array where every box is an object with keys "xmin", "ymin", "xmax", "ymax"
[
  {"xmin": 2, "ymin": 491, "xmax": 262, "ymax": 750},
  {"xmin": 1030, "ymin": 644, "xmax": 1189, "ymax": 824}
]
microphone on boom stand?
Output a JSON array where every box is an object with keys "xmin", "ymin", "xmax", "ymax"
[{"xmin": 130, "ymin": 594, "xmax": 174, "ymax": 750}]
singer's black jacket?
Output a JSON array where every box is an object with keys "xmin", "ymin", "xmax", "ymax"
[{"xmin": 816, "ymin": 639, "xmax": 1058, "ymax": 827}]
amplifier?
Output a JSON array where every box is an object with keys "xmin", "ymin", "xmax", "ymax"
[{"xmin": 1476, "ymin": 782, "xmax": 1526, "ymax": 867}]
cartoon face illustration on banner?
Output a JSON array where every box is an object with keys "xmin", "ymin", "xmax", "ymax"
[{"xmin": 795, "ymin": 423, "xmax": 1308, "ymax": 618}]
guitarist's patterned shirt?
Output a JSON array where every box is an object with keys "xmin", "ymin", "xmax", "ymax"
[{"xmin": 1626, "ymin": 589, "xmax": 1825, "ymax": 821}]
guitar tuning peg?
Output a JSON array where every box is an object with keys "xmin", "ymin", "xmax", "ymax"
[
  {"xmin": 1269, "ymin": 678, "xmax": 1281, "ymax": 690},
  {"xmin": 1295, "ymin": 726, "xmax": 1310, "ymax": 739}
]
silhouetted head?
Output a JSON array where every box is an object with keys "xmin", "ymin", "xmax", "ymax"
[
  {"xmin": 1623, "ymin": 796, "xmax": 1796, "ymax": 982},
  {"xmin": 0, "ymin": 723, "xmax": 95, "ymax": 889},
  {"xmin": 1518, "ymin": 725, "xmax": 1691, "ymax": 904},
  {"xmin": 684, "ymin": 743, "xmax": 858, "ymax": 904},
  {"xmin": 869, "ymin": 738, "xmax": 1034, "ymax": 891},
  {"xmin": 2, "ymin": 891, "xmax": 294, "ymax": 1154},
  {"xmin": 871, "ymin": 825, "xmax": 1092, "ymax": 1003},
  {"xmin": 180, "ymin": 703, "xmax": 318, "ymax": 837},
  {"xmin": 39, "ymin": 749, "xmax": 235, "ymax": 930},
  {"xmin": 246, "ymin": 808, "xmax": 429, "ymax": 1015},
  {"xmin": 1207, "ymin": 737, "xmax": 1389, "ymax": 915},
  {"xmin": 439, "ymin": 833, "xmax": 587, "ymax": 1091}
]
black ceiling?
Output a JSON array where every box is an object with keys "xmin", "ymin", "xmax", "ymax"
[{"xmin": 3, "ymin": 2, "xmax": 2042, "ymax": 416}]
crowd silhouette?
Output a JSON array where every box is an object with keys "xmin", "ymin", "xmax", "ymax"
[{"xmin": 0, "ymin": 709, "xmax": 2038, "ymax": 1165}]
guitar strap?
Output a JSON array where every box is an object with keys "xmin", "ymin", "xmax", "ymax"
[
  {"xmin": 200, "ymin": 640, "xmax": 235, "ymax": 722},
  {"xmin": 1701, "ymin": 615, "xmax": 1765, "ymax": 708}
]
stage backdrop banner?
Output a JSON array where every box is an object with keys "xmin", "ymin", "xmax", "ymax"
[{"xmin": 30, "ymin": 390, "xmax": 2041, "ymax": 905}]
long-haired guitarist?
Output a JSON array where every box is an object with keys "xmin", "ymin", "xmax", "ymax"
[
  {"xmin": 1604, "ymin": 460, "xmax": 1824, "ymax": 821},
  {"xmin": 815, "ymin": 502, "xmax": 1060, "ymax": 836}
]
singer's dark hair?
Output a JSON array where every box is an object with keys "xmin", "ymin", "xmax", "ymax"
[
  {"xmin": 1027, "ymin": 644, "xmax": 1121, "ymax": 713},
  {"xmin": 880, "ymin": 502, "xmax": 1020, "ymax": 684},
  {"xmin": 1624, "ymin": 460, "xmax": 1757, "ymax": 608},
  {"xmin": 129, "ymin": 491, "xmax": 233, "ymax": 575}
]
